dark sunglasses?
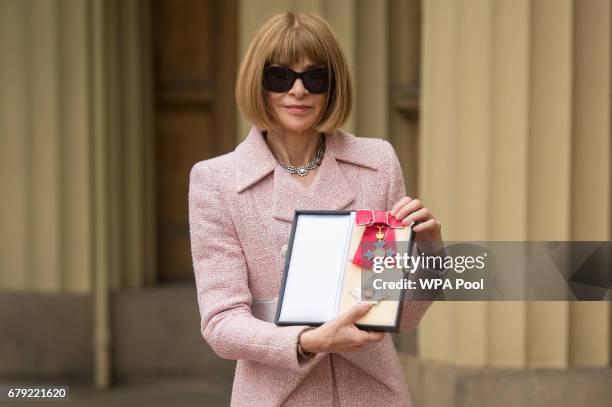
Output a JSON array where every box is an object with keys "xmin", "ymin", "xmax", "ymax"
[{"xmin": 262, "ymin": 66, "xmax": 329, "ymax": 94}]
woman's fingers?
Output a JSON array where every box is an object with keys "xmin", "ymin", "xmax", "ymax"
[
  {"xmin": 393, "ymin": 199, "xmax": 423, "ymax": 221},
  {"xmin": 413, "ymin": 218, "xmax": 441, "ymax": 233},
  {"xmin": 390, "ymin": 196, "xmax": 412, "ymax": 216},
  {"xmin": 360, "ymin": 330, "xmax": 385, "ymax": 343},
  {"xmin": 336, "ymin": 303, "xmax": 372, "ymax": 325},
  {"xmin": 327, "ymin": 304, "xmax": 386, "ymax": 351},
  {"xmin": 402, "ymin": 207, "xmax": 432, "ymax": 226},
  {"xmin": 324, "ymin": 303, "xmax": 388, "ymax": 353},
  {"xmin": 390, "ymin": 196, "xmax": 443, "ymax": 242},
  {"xmin": 338, "ymin": 331, "xmax": 385, "ymax": 353}
]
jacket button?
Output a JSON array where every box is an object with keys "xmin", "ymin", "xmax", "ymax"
[{"xmin": 280, "ymin": 243, "xmax": 288, "ymax": 258}]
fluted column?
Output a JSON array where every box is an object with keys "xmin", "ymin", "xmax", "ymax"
[
  {"xmin": 0, "ymin": 0, "xmax": 31, "ymax": 290},
  {"xmin": 0, "ymin": 0, "xmax": 91, "ymax": 293},
  {"xmin": 418, "ymin": 0, "xmax": 610, "ymax": 368},
  {"xmin": 568, "ymin": 0, "xmax": 611, "ymax": 367},
  {"xmin": 0, "ymin": 0, "xmax": 155, "ymax": 294}
]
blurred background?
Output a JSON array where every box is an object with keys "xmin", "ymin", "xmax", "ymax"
[{"xmin": 0, "ymin": 0, "xmax": 610, "ymax": 405}]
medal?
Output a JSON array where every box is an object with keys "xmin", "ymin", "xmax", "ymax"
[
  {"xmin": 365, "ymin": 224, "xmax": 395, "ymax": 261},
  {"xmin": 375, "ymin": 225, "xmax": 385, "ymax": 240},
  {"xmin": 349, "ymin": 211, "xmax": 405, "ymax": 304},
  {"xmin": 351, "ymin": 210, "xmax": 403, "ymax": 270},
  {"xmin": 350, "ymin": 274, "xmax": 389, "ymax": 304}
]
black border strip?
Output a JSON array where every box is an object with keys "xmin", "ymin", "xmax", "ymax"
[{"xmin": 393, "ymin": 224, "xmax": 416, "ymax": 331}]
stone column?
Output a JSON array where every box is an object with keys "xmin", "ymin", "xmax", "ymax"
[
  {"xmin": 0, "ymin": 0, "xmax": 155, "ymax": 294},
  {"xmin": 418, "ymin": 0, "xmax": 610, "ymax": 371}
]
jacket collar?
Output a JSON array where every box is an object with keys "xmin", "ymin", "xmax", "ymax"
[{"xmin": 234, "ymin": 126, "xmax": 380, "ymax": 222}]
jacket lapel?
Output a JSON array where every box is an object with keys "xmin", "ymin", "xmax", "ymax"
[
  {"xmin": 234, "ymin": 127, "xmax": 381, "ymax": 223},
  {"xmin": 234, "ymin": 127, "xmax": 278, "ymax": 193}
]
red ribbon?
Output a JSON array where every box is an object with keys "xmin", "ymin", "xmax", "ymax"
[{"xmin": 351, "ymin": 210, "xmax": 405, "ymax": 270}]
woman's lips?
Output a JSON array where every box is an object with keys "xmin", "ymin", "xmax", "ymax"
[{"xmin": 285, "ymin": 106, "xmax": 312, "ymax": 115}]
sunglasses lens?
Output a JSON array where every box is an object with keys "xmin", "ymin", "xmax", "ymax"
[
  {"xmin": 303, "ymin": 68, "xmax": 328, "ymax": 93},
  {"xmin": 262, "ymin": 66, "xmax": 329, "ymax": 93},
  {"xmin": 263, "ymin": 67, "xmax": 293, "ymax": 92}
]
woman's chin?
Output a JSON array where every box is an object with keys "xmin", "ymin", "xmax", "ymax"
[{"xmin": 278, "ymin": 118, "xmax": 316, "ymax": 133}]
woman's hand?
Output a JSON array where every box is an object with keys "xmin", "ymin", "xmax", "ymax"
[
  {"xmin": 299, "ymin": 303, "xmax": 385, "ymax": 353},
  {"xmin": 390, "ymin": 197, "xmax": 443, "ymax": 243}
]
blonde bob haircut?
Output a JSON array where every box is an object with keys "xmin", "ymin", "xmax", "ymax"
[{"xmin": 235, "ymin": 12, "xmax": 353, "ymax": 134}]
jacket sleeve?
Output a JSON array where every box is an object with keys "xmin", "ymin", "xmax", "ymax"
[
  {"xmin": 383, "ymin": 141, "xmax": 444, "ymax": 332},
  {"xmin": 188, "ymin": 161, "xmax": 321, "ymax": 371}
]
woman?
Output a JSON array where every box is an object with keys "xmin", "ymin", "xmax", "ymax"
[{"xmin": 189, "ymin": 11, "xmax": 443, "ymax": 406}]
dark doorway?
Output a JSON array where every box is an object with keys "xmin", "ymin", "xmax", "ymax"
[{"xmin": 152, "ymin": 0, "xmax": 238, "ymax": 281}]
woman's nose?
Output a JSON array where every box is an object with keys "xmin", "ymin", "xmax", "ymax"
[{"xmin": 289, "ymin": 78, "xmax": 307, "ymax": 96}]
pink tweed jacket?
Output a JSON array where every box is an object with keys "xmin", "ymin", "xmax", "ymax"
[{"xmin": 188, "ymin": 126, "xmax": 434, "ymax": 406}]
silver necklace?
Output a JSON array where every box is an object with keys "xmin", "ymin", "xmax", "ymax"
[{"xmin": 280, "ymin": 139, "xmax": 325, "ymax": 177}]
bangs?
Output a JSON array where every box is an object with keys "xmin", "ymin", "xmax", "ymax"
[{"xmin": 267, "ymin": 26, "xmax": 328, "ymax": 67}]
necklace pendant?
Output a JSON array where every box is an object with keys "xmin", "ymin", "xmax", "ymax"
[{"xmin": 279, "ymin": 138, "xmax": 325, "ymax": 177}]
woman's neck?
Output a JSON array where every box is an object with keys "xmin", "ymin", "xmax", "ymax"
[{"xmin": 264, "ymin": 128, "xmax": 323, "ymax": 167}]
